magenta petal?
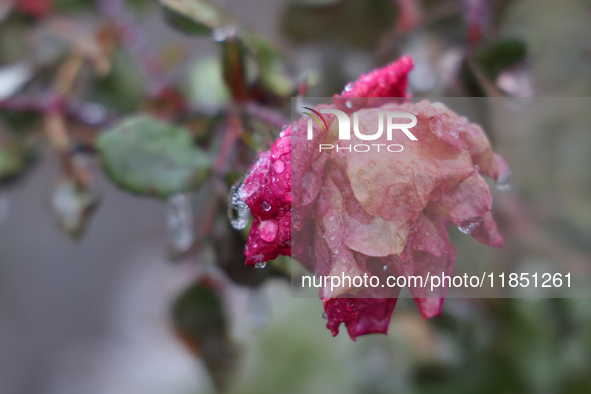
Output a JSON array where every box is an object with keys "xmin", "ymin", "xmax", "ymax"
[
  {"xmin": 334, "ymin": 56, "xmax": 414, "ymax": 100},
  {"xmin": 323, "ymin": 297, "xmax": 398, "ymax": 340}
]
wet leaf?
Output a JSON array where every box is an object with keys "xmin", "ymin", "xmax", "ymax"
[
  {"xmin": 221, "ymin": 36, "xmax": 249, "ymax": 101},
  {"xmin": 51, "ymin": 178, "xmax": 99, "ymax": 239},
  {"xmin": 476, "ymin": 39, "xmax": 527, "ymax": 80},
  {"xmin": 0, "ymin": 110, "xmax": 42, "ymax": 133},
  {"xmin": 241, "ymin": 32, "xmax": 295, "ymax": 98},
  {"xmin": 159, "ymin": 0, "xmax": 228, "ymax": 35},
  {"xmin": 92, "ymin": 49, "xmax": 145, "ymax": 112},
  {"xmin": 97, "ymin": 115, "xmax": 212, "ymax": 198},
  {"xmin": 282, "ymin": 0, "xmax": 396, "ymax": 50},
  {"xmin": 461, "ymin": 39, "xmax": 527, "ymax": 96},
  {"xmin": 186, "ymin": 56, "xmax": 231, "ymax": 109},
  {"xmin": 172, "ymin": 280, "xmax": 238, "ymax": 392},
  {"xmin": 0, "ymin": 135, "xmax": 36, "ymax": 184}
]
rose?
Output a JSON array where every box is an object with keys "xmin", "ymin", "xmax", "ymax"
[{"xmin": 233, "ymin": 56, "xmax": 510, "ymax": 339}]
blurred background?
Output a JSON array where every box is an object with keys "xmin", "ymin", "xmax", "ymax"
[{"xmin": 1, "ymin": 0, "xmax": 591, "ymax": 393}]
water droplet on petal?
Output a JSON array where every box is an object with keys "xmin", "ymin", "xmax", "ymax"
[
  {"xmin": 254, "ymin": 261, "xmax": 267, "ymax": 269},
  {"xmin": 345, "ymin": 101, "xmax": 354, "ymax": 109},
  {"xmin": 258, "ymin": 219, "xmax": 278, "ymax": 242},
  {"xmin": 457, "ymin": 217, "xmax": 483, "ymax": 234},
  {"xmin": 344, "ymin": 82, "xmax": 354, "ymax": 92},
  {"xmin": 322, "ymin": 312, "xmax": 328, "ymax": 319},
  {"xmin": 382, "ymin": 265, "xmax": 388, "ymax": 272},
  {"xmin": 273, "ymin": 160, "xmax": 285, "ymax": 173},
  {"xmin": 165, "ymin": 193, "xmax": 195, "ymax": 253},
  {"xmin": 429, "ymin": 118, "xmax": 445, "ymax": 137},
  {"xmin": 261, "ymin": 201, "xmax": 271, "ymax": 211}
]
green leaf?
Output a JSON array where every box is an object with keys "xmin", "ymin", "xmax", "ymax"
[
  {"xmin": 476, "ymin": 39, "xmax": 527, "ymax": 80},
  {"xmin": 221, "ymin": 37, "xmax": 249, "ymax": 101},
  {"xmin": 241, "ymin": 32, "xmax": 295, "ymax": 97},
  {"xmin": 460, "ymin": 39, "xmax": 528, "ymax": 96},
  {"xmin": 186, "ymin": 56, "xmax": 231, "ymax": 108},
  {"xmin": 282, "ymin": 0, "xmax": 396, "ymax": 50},
  {"xmin": 159, "ymin": 0, "xmax": 228, "ymax": 35},
  {"xmin": 92, "ymin": 49, "xmax": 145, "ymax": 112},
  {"xmin": 97, "ymin": 115, "xmax": 212, "ymax": 198},
  {"xmin": 0, "ymin": 136, "xmax": 36, "ymax": 184},
  {"xmin": 172, "ymin": 281, "xmax": 238, "ymax": 392}
]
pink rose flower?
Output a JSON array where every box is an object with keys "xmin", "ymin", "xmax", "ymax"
[{"xmin": 233, "ymin": 56, "xmax": 509, "ymax": 340}]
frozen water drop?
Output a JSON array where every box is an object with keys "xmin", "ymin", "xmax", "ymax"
[
  {"xmin": 80, "ymin": 103, "xmax": 107, "ymax": 125},
  {"xmin": 165, "ymin": 192, "xmax": 195, "ymax": 253},
  {"xmin": 345, "ymin": 101, "xmax": 354, "ymax": 109},
  {"xmin": 344, "ymin": 82, "xmax": 354, "ymax": 92},
  {"xmin": 212, "ymin": 26, "xmax": 235, "ymax": 42},
  {"xmin": 382, "ymin": 265, "xmax": 388, "ymax": 272},
  {"xmin": 322, "ymin": 312, "xmax": 328, "ymax": 319},
  {"xmin": 457, "ymin": 217, "xmax": 483, "ymax": 235},
  {"xmin": 254, "ymin": 262, "xmax": 267, "ymax": 269},
  {"xmin": 228, "ymin": 176, "xmax": 251, "ymax": 230},
  {"xmin": 262, "ymin": 201, "xmax": 271, "ymax": 211}
]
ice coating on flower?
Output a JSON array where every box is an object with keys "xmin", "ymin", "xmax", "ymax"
[
  {"xmin": 236, "ymin": 57, "xmax": 509, "ymax": 340},
  {"xmin": 239, "ymin": 146, "xmax": 292, "ymax": 266},
  {"xmin": 237, "ymin": 104, "xmax": 334, "ymax": 266}
]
